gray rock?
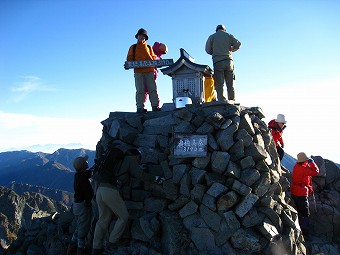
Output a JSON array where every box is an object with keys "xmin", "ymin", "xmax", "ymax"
[
  {"xmin": 239, "ymin": 156, "xmax": 256, "ymax": 169},
  {"xmin": 241, "ymin": 208, "xmax": 266, "ymax": 228},
  {"xmin": 172, "ymin": 164, "xmax": 189, "ymax": 184},
  {"xmin": 240, "ymin": 168, "xmax": 261, "ymax": 187},
  {"xmin": 201, "ymin": 193, "xmax": 216, "ymax": 211},
  {"xmin": 216, "ymin": 124, "xmax": 237, "ymax": 151},
  {"xmin": 225, "ymin": 161, "xmax": 241, "ymax": 179},
  {"xmin": 190, "ymin": 184, "xmax": 206, "ymax": 204},
  {"xmin": 206, "ymin": 182, "xmax": 228, "ymax": 198},
  {"xmin": 191, "ymin": 227, "xmax": 216, "ymax": 251},
  {"xmin": 179, "ymin": 201, "xmax": 198, "ymax": 218},
  {"xmin": 200, "ymin": 204, "xmax": 221, "ymax": 232},
  {"xmin": 234, "ymin": 193, "xmax": 259, "ymax": 218},
  {"xmin": 239, "ymin": 113, "xmax": 255, "ymax": 136},
  {"xmin": 231, "ymin": 180, "xmax": 252, "ymax": 196},
  {"xmin": 189, "ymin": 167, "xmax": 206, "ymax": 185},
  {"xmin": 168, "ymin": 195, "xmax": 190, "ymax": 211},
  {"xmin": 217, "ymin": 191, "xmax": 239, "ymax": 211},
  {"xmin": 192, "ymin": 153, "xmax": 211, "ymax": 170},
  {"xmin": 196, "ymin": 122, "xmax": 214, "ymax": 134},
  {"xmin": 230, "ymin": 228, "xmax": 261, "ymax": 252},
  {"xmin": 211, "ymin": 151, "xmax": 231, "ymax": 174}
]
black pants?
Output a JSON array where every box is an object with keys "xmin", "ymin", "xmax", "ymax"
[
  {"xmin": 292, "ymin": 194, "xmax": 310, "ymax": 239},
  {"xmin": 276, "ymin": 145, "xmax": 284, "ymax": 160}
]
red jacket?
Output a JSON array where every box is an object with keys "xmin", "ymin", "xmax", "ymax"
[
  {"xmin": 268, "ymin": 119, "xmax": 285, "ymax": 147},
  {"xmin": 291, "ymin": 161, "xmax": 319, "ymax": 196}
]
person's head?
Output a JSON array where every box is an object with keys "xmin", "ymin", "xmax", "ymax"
[
  {"xmin": 296, "ymin": 152, "xmax": 310, "ymax": 163},
  {"xmin": 216, "ymin": 24, "xmax": 226, "ymax": 32},
  {"xmin": 135, "ymin": 28, "xmax": 148, "ymax": 42},
  {"xmin": 275, "ymin": 114, "xmax": 287, "ymax": 128},
  {"xmin": 73, "ymin": 155, "xmax": 89, "ymax": 171}
]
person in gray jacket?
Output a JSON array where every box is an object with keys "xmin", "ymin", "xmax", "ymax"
[{"xmin": 205, "ymin": 24, "xmax": 241, "ymax": 102}]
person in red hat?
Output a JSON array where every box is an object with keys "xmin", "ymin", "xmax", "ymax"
[
  {"xmin": 126, "ymin": 28, "xmax": 161, "ymax": 113},
  {"xmin": 67, "ymin": 155, "xmax": 93, "ymax": 255},
  {"xmin": 291, "ymin": 152, "xmax": 319, "ymax": 241}
]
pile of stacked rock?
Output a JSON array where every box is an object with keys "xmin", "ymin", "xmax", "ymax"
[{"xmin": 94, "ymin": 101, "xmax": 306, "ymax": 255}]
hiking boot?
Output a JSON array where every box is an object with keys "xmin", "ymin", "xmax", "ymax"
[
  {"xmin": 66, "ymin": 242, "xmax": 77, "ymax": 255},
  {"xmin": 152, "ymin": 106, "xmax": 161, "ymax": 112},
  {"xmin": 91, "ymin": 248, "xmax": 104, "ymax": 255},
  {"xmin": 137, "ymin": 108, "xmax": 147, "ymax": 113}
]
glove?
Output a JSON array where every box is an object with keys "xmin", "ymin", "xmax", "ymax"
[
  {"xmin": 154, "ymin": 176, "xmax": 166, "ymax": 184},
  {"xmin": 308, "ymin": 158, "xmax": 314, "ymax": 164},
  {"xmin": 123, "ymin": 62, "xmax": 129, "ymax": 70},
  {"xmin": 281, "ymin": 143, "xmax": 284, "ymax": 148}
]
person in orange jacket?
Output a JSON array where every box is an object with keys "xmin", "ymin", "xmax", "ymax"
[
  {"xmin": 268, "ymin": 114, "xmax": 287, "ymax": 160},
  {"xmin": 126, "ymin": 28, "xmax": 161, "ymax": 113},
  {"xmin": 291, "ymin": 152, "xmax": 319, "ymax": 241}
]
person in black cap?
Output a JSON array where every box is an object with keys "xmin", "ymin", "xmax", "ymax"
[
  {"xmin": 126, "ymin": 28, "xmax": 161, "ymax": 113},
  {"xmin": 67, "ymin": 155, "xmax": 93, "ymax": 255},
  {"xmin": 205, "ymin": 24, "xmax": 241, "ymax": 103}
]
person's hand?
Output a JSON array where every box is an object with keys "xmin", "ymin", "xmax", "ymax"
[
  {"xmin": 281, "ymin": 143, "xmax": 284, "ymax": 148},
  {"xmin": 308, "ymin": 158, "xmax": 314, "ymax": 164},
  {"xmin": 124, "ymin": 62, "xmax": 129, "ymax": 70},
  {"xmin": 154, "ymin": 176, "xmax": 166, "ymax": 184}
]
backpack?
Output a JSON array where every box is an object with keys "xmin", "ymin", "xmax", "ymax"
[{"xmin": 91, "ymin": 148, "xmax": 124, "ymax": 186}]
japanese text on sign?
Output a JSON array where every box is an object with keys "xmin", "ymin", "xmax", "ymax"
[
  {"xmin": 174, "ymin": 134, "xmax": 208, "ymax": 158},
  {"xmin": 124, "ymin": 59, "xmax": 174, "ymax": 69}
]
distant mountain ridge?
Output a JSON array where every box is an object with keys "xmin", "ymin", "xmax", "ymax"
[{"xmin": 0, "ymin": 148, "xmax": 96, "ymax": 192}]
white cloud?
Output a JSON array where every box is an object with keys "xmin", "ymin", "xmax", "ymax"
[
  {"xmin": 0, "ymin": 112, "xmax": 102, "ymax": 152},
  {"xmin": 9, "ymin": 76, "xmax": 56, "ymax": 102}
]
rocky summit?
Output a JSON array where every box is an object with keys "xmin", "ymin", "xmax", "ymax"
[{"xmin": 1, "ymin": 101, "xmax": 339, "ymax": 255}]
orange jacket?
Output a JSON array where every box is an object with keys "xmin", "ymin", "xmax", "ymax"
[
  {"xmin": 127, "ymin": 41, "xmax": 157, "ymax": 73},
  {"xmin": 268, "ymin": 119, "xmax": 285, "ymax": 147},
  {"xmin": 291, "ymin": 161, "xmax": 319, "ymax": 196}
]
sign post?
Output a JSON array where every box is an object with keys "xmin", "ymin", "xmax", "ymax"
[{"xmin": 173, "ymin": 133, "xmax": 208, "ymax": 158}]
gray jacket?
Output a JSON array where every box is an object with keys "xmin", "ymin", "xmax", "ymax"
[{"xmin": 205, "ymin": 30, "xmax": 241, "ymax": 64}]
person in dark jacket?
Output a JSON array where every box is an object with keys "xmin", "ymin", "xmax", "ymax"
[
  {"xmin": 92, "ymin": 148, "xmax": 165, "ymax": 255},
  {"xmin": 268, "ymin": 114, "xmax": 287, "ymax": 160},
  {"xmin": 67, "ymin": 155, "xmax": 94, "ymax": 255},
  {"xmin": 291, "ymin": 152, "xmax": 319, "ymax": 241}
]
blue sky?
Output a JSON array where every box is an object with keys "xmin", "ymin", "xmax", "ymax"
[{"xmin": 0, "ymin": 0, "xmax": 339, "ymax": 162}]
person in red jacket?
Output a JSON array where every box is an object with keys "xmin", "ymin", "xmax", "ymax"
[
  {"xmin": 142, "ymin": 42, "xmax": 168, "ymax": 104},
  {"xmin": 291, "ymin": 152, "xmax": 319, "ymax": 241},
  {"xmin": 268, "ymin": 114, "xmax": 287, "ymax": 160}
]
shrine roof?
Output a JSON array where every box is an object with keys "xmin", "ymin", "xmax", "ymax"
[{"xmin": 161, "ymin": 48, "xmax": 213, "ymax": 77}]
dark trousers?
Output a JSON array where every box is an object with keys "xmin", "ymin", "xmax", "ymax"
[
  {"xmin": 292, "ymin": 194, "xmax": 310, "ymax": 240},
  {"xmin": 276, "ymin": 145, "xmax": 284, "ymax": 160}
]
